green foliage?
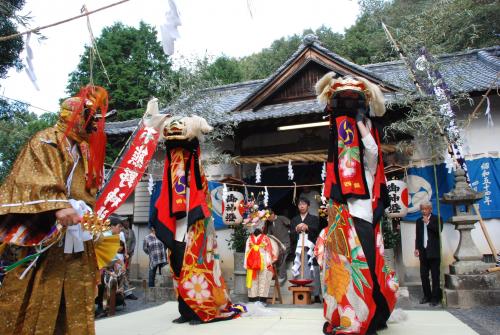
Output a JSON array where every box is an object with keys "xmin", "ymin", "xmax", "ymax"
[
  {"xmin": 0, "ymin": 0, "xmax": 26, "ymax": 79},
  {"xmin": 381, "ymin": 216, "xmax": 400, "ymax": 249},
  {"xmin": 201, "ymin": 56, "xmax": 243, "ymax": 85},
  {"xmin": 0, "ymin": 99, "xmax": 57, "ymax": 182},
  {"xmin": 66, "ymin": 22, "xmax": 175, "ymax": 115},
  {"xmin": 227, "ymin": 224, "xmax": 249, "ymax": 253},
  {"xmin": 203, "ymin": 0, "xmax": 499, "ymax": 84}
]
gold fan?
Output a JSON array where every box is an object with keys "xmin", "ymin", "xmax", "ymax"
[{"xmin": 94, "ymin": 234, "xmax": 120, "ymax": 269}]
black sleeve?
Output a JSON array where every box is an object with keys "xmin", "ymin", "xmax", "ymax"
[
  {"xmin": 307, "ymin": 215, "xmax": 320, "ymax": 244},
  {"xmin": 290, "ymin": 216, "xmax": 298, "ymax": 244}
]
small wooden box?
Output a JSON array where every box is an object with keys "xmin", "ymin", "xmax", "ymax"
[{"xmin": 288, "ymin": 286, "xmax": 313, "ymax": 305}]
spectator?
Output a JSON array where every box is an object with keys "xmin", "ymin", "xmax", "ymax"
[
  {"xmin": 415, "ymin": 201, "xmax": 443, "ymax": 306},
  {"xmin": 122, "ymin": 218, "xmax": 138, "ymax": 300},
  {"xmin": 143, "ymin": 226, "xmax": 167, "ymax": 287},
  {"xmin": 266, "ymin": 209, "xmax": 291, "ymax": 285},
  {"xmin": 299, "ymin": 185, "xmax": 321, "ymax": 216},
  {"xmin": 290, "ymin": 197, "xmax": 321, "ymax": 303}
]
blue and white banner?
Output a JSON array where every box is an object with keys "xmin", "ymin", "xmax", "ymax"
[{"xmin": 404, "ymin": 157, "xmax": 500, "ymax": 222}]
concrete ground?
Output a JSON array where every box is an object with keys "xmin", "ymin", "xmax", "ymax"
[
  {"xmin": 96, "ymin": 301, "xmax": 482, "ymax": 335},
  {"xmin": 97, "ymin": 283, "xmax": 500, "ymax": 335}
]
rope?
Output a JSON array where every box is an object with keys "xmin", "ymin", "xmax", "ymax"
[
  {"xmin": 0, "ymin": 0, "xmax": 131, "ymax": 42},
  {"xmin": 234, "ymin": 152, "xmax": 327, "ymax": 164}
]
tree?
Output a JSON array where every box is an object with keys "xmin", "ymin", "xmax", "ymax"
[
  {"xmin": 0, "ymin": 100, "xmax": 57, "ymax": 182},
  {"xmin": 66, "ymin": 22, "xmax": 175, "ymax": 121},
  {"xmin": 201, "ymin": 55, "xmax": 243, "ymax": 85},
  {"xmin": 354, "ymin": 0, "xmax": 500, "ymax": 61},
  {"xmin": 0, "ymin": 0, "xmax": 25, "ymax": 79}
]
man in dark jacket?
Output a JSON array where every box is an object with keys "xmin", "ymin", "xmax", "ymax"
[
  {"xmin": 415, "ymin": 201, "xmax": 443, "ymax": 306},
  {"xmin": 290, "ymin": 197, "xmax": 321, "ymax": 302}
]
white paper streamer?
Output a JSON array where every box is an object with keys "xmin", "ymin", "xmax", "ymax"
[
  {"xmin": 321, "ymin": 184, "xmax": 327, "ymax": 204},
  {"xmin": 485, "ymin": 96, "xmax": 494, "ymax": 128},
  {"xmin": 255, "ymin": 163, "xmax": 261, "ymax": 183},
  {"xmin": 147, "ymin": 173, "xmax": 154, "ymax": 195},
  {"xmin": 321, "ymin": 162, "xmax": 327, "ymax": 181},
  {"xmin": 160, "ymin": 0, "xmax": 181, "ymax": 56},
  {"xmin": 288, "ymin": 160, "xmax": 294, "ymax": 180},
  {"xmin": 24, "ymin": 32, "xmax": 40, "ymax": 91},
  {"xmin": 264, "ymin": 186, "xmax": 269, "ymax": 207}
]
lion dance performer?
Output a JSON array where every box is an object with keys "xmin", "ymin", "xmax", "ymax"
[
  {"xmin": 0, "ymin": 85, "xmax": 109, "ymax": 334},
  {"xmin": 149, "ymin": 114, "xmax": 241, "ymax": 325},
  {"xmin": 315, "ymin": 73, "xmax": 398, "ymax": 335}
]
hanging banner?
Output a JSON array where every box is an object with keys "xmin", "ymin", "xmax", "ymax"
[
  {"xmin": 95, "ymin": 126, "xmax": 160, "ymax": 219},
  {"xmin": 404, "ymin": 157, "xmax": 500, "ymax": 222}
]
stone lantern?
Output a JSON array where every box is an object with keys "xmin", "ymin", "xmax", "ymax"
[{"xmin": 441, "ymin": 168, "xmax": 500, "ymax": 307}]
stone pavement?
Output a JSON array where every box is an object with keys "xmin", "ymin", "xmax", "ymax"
[{"xmin": 96, "ymin": 301, "xmax": 482, "ymax": 335}]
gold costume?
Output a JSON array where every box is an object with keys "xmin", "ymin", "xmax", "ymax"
[
  {"xmin": 0, "ymin": 126, "xmax": 98, "ymax": 335},
  {"xmin": 0, "ymin": 85, "xmax": 109, "ymax": 335}
]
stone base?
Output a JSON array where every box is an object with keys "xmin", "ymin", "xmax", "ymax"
[
  {"xmin": 445, "ymin": 288, "xmax": 500, "ymax": 307},
  {"xmin": 450, "ymin": 260, "xmax": 491, "ymax": 274},
  {"xmin": 144, "ymin": 287, "xmax": 176, "ymax": 303},
  {"xmin": 444, "ymin": 271, "xmax": 500, "ymax": 307},
  {"xmin": 445, "ymin": 272, "xmax": 500, "ymax": 290},
  {"xmin": 233, "ymin": 271, "xmax": 247, "ymax": 296}
]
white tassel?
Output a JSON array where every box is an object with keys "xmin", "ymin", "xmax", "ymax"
[
  {"xmin": 19, "ymin": 255, "xmax": 39, "ymax": 280},
  {"xmin": 288, "ymin": 160, "xmax": 294, "ymax": 180},
  {"xmin": 321, "ymin": 162, "xmax": 327, "ymax": 181},
  {"xmin": 255, "ymin": 163, "xmax": 261, "ymax": 184},
  {"xmin": 264, "ymin": 186, "xmax": 269, "ymax": 207},
  {"xmin": 147, "ymin": 173, "xmax": 154, "ymax": 195}
]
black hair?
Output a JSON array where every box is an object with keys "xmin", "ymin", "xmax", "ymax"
[{"xmin": 298, "ymin": 197, "xmax": 310, "ymax": 206}]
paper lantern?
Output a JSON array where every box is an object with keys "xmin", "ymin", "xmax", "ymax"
[
  {"xmin": 222, "ymin": 191, "xmax": 245, "ymax": 225},
  {"xmin": 386, "ymin": 179, "xmax": 409, "ymax": 218}
]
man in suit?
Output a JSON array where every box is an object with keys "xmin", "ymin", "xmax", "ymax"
[
  {"xmin": 415, "ymin": 201, "xmax": 443, "ymax": 306},
  {"xmin": 290, "ymin": 197, "xmax": 321, "ymax": 302}
]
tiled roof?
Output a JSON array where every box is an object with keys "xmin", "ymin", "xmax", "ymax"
[
  {"xmin": 106, "ymin": 43, "xmax": 500, "ymax": 135},
  {"xmin": 365, "ymin": 46, "xmax": 500, "ymax": 92}
]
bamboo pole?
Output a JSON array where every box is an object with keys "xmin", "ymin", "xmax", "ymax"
[
  {"xmin": 300, "ymin": 231, "xmax": 305, "ymax": 279},
  {"xmin": 473, "ymin": 204, "xmax": 498, "ymax": 263}
]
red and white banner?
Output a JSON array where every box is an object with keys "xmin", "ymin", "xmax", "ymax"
[{"xmin": 95, "ymin": 125, "xmax": 160, "ymax": 219}]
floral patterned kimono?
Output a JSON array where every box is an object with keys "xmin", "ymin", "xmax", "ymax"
[{"xmin": 316, "ymin": 204, "xmax": 398, "ymax": 334}]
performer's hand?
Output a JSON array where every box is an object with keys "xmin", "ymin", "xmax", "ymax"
[
  {"xmin": 55, "ymin": 208, "xmax": 81, "ymax": 226},
  {"xmin": 296, "ymin": 223, "xmax": 308, "ymax": 232},
  {"xmin": 414, "ymin": 249, "xmax": 420, "ymax": 257},
  {"xmin": 355, "ymin": 107, "xmax": 367, "ymax": 123}
]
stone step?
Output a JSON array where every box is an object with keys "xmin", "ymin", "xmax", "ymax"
[
  {"xmin": 445, "ymin": 272, "xmax": 500, "ymax": 290},
  {"xmin": 444, "ymin": 288, "xmax": 500, "ymax": 308}
]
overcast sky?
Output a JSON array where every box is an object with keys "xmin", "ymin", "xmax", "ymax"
[{"xmin": 0, "ymin": 0, "xmax": 360, "ymax": 114}]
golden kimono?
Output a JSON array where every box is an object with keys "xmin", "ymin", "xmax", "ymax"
[
  {"xmin": 0, "ymin": 126, "xmax": 98, "ymax": 335},
  {"xmin": 0, "ymin": 85, "xmax": 109, "ymax": 335}
]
